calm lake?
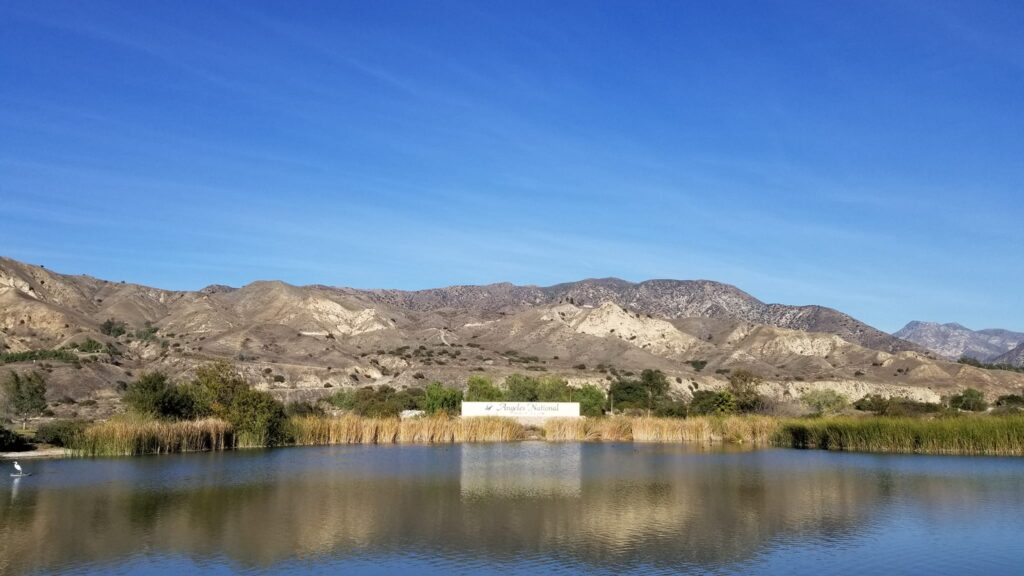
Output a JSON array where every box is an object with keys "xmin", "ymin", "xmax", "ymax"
[{"xmin": 2, "ymin": 443, "xmax": 1023, "ymax": 575}]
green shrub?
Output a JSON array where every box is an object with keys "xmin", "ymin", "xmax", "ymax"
[
  {"xmin": 229, "ymin": 388, "xmax": 287, "ymax": 447},
  {"xmin": 537, "ymin": 377, "xmax": 571, "ymax": 402},
  {"xmin": 801, "ymin": 389, "xmax": 849, "ymax": 415},
  {"xmin": 0, "ymin": 426, "xmax": 29, "ymax": 451},
  {"xmin": 0, "ymin": 349, "xmax": 79, "ymax": 365},
  {"xmin": 995, "ymin": 394, "xmax": 1024, "ymax": 408},
  {"xmin": 70, "ymin": 338, "xmax": 104, "ymax": 353},
  {"xmin": 574, "ymin": 384, "xmax": 606, "ymax": 417},
  {"xmin": 100, "ymin": 319, "xmax": 127, "ymax": 337},
  {"xmin": 2, "ymin": 371, "xmax": 47, "ymax": 429},
  {"xmin": 464, "ymin": 376, "xmax": 503, "ymax": 401},
  {"xmin": 609, "ymin": 369, "xmax": 669, "ymax": 413},
  {"xmin": 34, "ymin": 420, "xmax": 87, "ymax": 447},
  {"xmin": 654, "ymin": 398, "xmax": 688, "ymax": 418},
  {"xmin": 504, "ymin": 374, "xmax": 540, "ymax": 401},
  {"xmin": 728, "ymin": 370, "xmax": 764, "ymax": 413},
  {"xmin": 949, "ymin": 388, "xmax": 988, "ymax": 412},
  {"xmin": 284, "ymin": 402, "xmax": 324, "ymax": 418},
  {"xmin": 328, "ymin": 389, "xmax": 356, "ymax": 410},
  {"xmin": 187, "ymin": 361, "xmax": 250, "ymax": 417},
  {"xmin": 123, "ymin": 372, "xmax": 198, "ymax": 420},
  {"xmin": 353, "ymin": 386, "xmax": 399, "ymax": 418},
  {"xmin": 689, "ymin": 390, "xmax": 736, "ymax": 415},
  {"xmin": 329, "ymin": 386, "xmax": 425, "ymax": 417},
  {"xmin": 853, "ymin": 394, "xmax": 942, "ymax": 416},
  {"xmin": 134, "ymin": 323, "xmax": 158, "ymax": 342},
  {"xmin": 688, "ymin": 360, "xmax": 707, "ymax": 372},
  {"xmin": 424, "ymin": 382, "xmax": 461, "ymax": 415}
]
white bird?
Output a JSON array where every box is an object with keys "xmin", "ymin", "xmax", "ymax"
[{"xmin": 13, "ymin": 462, "xmax": 22, "ymax": 474}]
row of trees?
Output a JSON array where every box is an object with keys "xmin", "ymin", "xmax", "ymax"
[
  {"xmin": 327, "ymin": 383, "xmax": 461, "ymax": 418},
  {"xmin": 606, "ymin": 369, "xmax": 772, "ymax": 417},
  {"xmin": 327, "ymin": 370, "xmax": 769, "ymax": 419},
  {"xmin": 8, "ymin": 362, "xmax": 1021, "ymax": 450},
  {"xmin": 465, "ymin": 375, "xmax": 606, "ymax": 416},
  {"xmin": 330, "ymin": 375, "xmax": 607, "ymax": 418}
]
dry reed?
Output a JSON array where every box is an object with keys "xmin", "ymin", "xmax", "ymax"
[
  {"xmin": 74, "ymin": 415, "xmax": 233, "ymax": 457},
  {"xmin": 545, "ymin": 416, "xmax": 780, "ymax": 445},
  {"xmin": 74, "ymin": 413, "xmax": 1024, "ymax": 457},
  {"xmin": 288, "ymin": 415, "xmax": 525, "ymax": 445}
]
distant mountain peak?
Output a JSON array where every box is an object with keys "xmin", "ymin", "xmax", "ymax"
[
  {"xmin": 895, "ymin": 321, "xmax": 1024, "ymax": 363},
  {"xmin": 200, "ymin": 284, "xmax": 236, "ymax": 295}
]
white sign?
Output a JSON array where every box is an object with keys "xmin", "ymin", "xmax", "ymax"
[{"xmin": 461, "ymin": 401, "xmax": 580, "ymax": 420}]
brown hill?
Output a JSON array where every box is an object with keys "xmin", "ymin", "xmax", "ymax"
[
  {"xmin": 1, "ymin": 256, "xmax": 1019, "ymax": 418},
  {"xmin": 368, "ymin": 277, "xmax": 917, "ymax": 354}
]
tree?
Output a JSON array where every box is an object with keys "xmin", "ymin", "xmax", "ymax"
[
  {"xmin": 689, "ymin": 390, "xmax": 736, "ymax": 415},
  {"xmin": 2, "ymin": 371, "xmax": 47, "ymax": 430},
  {"xmin": 949, "ymin": 388, "xmax": 988, "ymax": 412},
  {"xmin": 801, "ymin": 389, "xmax": 848, "ymax": 416},
  {"xmin": 504, "ymin": 374, "xmax": 540, "ymax": 401},
  {"xmin": 995, "ymin": 394, "xmax": 1024, "ymax": 409},
  {"xmin": 188, "ymin": 361, "xmax": 249, "ymax": 418},
  {"xmin": 607, "ymin": 370, "xmax": 670, "ymax": 414},
  {"xmin": 424, "ymin": 382, "xmax": 462, "ymax": 415},
  {"xmin": 537, "ymin": 377, "xmax": 571, "ymax": 402},
  {"xmin": 229, "ymin": 387, "xmax": 287, "ymax": 447},
  {"xmin": 123, "ymin": 372, "xmax": 198, "ymax": 420},
  {"xmin": 328, "ymin": 385, "xmax": 426, "ymax": 417},
  {"xmin": 608, "ymin": 378, "xmax": 646, "ymax": 412},
  {"xmin": 573, "ymin": 384, "xmax": 605, "ymax": 417},
  {"xmin": 639, "ymin": 369, "xmax": 669, "ymax": 415},
  {"xmin": 654, "ymin": 398, "xmax": 689, "ymax": 418},
  {"xmin": 728, "ymin": 370, "xmax": 763, "ymax": 413},
  {"xmin": 124, "ymin": 371, "xmax": 169, "ymax": 413},
  {"xmin": 464, "ymin": 376, "xmax": 503, "ymax": 401}
]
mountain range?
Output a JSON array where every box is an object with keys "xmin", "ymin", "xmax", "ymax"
[
  {"xmin": 894, "ymin": 321, "xmax": 1024, "ymax": 364},
  {"xmin": 2, "ymin": 256, "xmax": 1021, "ymax": 419}
]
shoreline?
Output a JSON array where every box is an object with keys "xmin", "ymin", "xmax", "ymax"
[
  {"xmin": 0, "ymin": 447, "xmax": 72, "ymax": 460},
  {"xmin": 6, "ymin": 414, "xmax": 1024, "ymax": 459}
]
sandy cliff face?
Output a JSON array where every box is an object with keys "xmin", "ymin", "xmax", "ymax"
[{"xmin": 557, "ymin": 302, "xmax": 703, "ymax": 356}]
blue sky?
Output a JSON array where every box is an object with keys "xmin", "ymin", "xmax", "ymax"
[{"xmin": 1, "ymin": 1, "xmax": 1022, "ymax": 333}]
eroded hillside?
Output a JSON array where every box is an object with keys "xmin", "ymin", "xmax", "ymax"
[{"xmin": 2, "ymin": 256, "xmax": 1021, "ymax": 418}]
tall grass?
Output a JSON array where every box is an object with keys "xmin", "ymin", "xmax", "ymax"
[
  {"xmin": 74, "ymin": 415, "xmax": 232, "ymax": 457},
  {"xmin": 775, "ymin": 415, "xmax": 1024, "ymax": 456},
  {"xmin": 288, "ymin": 415, "xmax": 525, "ymax": 445},
  {"xmin": 544, "ymin": 416, "xmax": 780, "ymax": 445},
  {"xmin": 71, "ymin": 414, "xmax": 1024, "ymax": 457}
]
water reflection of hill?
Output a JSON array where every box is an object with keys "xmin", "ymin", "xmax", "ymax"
[{"xmin": 0, "ymin": 445, "xmax": 1020, "ymax": 574}]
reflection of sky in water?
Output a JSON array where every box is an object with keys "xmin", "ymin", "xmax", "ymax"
[
  {"xmin": 1, "ymin": 446, "xmax": 1024, "ymax": 575},
  {"xmin": 460, "ymin": 443, "xmax": 581, "ymax": 498}
]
